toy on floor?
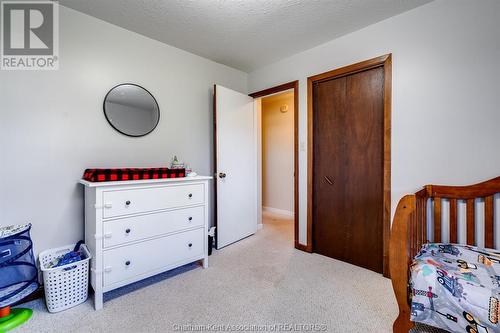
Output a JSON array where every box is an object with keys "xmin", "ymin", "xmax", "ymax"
[{"xmin": 0, "ymin": 224, "xmax": 38, "ymax": 333}]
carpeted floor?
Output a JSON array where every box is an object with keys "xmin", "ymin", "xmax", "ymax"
[{"xmin": 20, "ymin": 212, "xmax": 399, "ymax": 332}]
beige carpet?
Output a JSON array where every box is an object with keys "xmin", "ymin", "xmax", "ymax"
[{"xmin": 20, "ymin": 212, "xmax": 398, "ymax": 332}]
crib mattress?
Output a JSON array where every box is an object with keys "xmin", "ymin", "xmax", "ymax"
[{"xmin": 410, "ymin": 243, "xmax": 500, "ymax": 332}]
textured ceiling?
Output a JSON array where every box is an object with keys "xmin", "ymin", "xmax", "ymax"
[{"xmin": 59, "ymin": 0, "xmax": 432, "ymax": 72}]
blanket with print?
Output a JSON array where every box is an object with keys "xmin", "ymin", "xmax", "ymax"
[{"xmin": 410, "ymin": 243, "xmax": 500, "ymax": 333}]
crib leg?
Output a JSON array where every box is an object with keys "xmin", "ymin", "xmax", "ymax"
[
  {"xmin": 393, "ymin": 311, "xmax": 414, "ymax": 333},
  {"xmin": 390, "ymin": 195, "xmax": 417, "ymax": 333}
]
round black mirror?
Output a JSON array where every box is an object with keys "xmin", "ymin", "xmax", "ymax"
[{"xmin": 103, "ymin": 84, "xmax": 160, "ymax": 137}]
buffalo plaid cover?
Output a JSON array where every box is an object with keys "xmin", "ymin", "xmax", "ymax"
[{"xmin": 82, "ymin": 168, "xmax": 185, "ymax": 182}]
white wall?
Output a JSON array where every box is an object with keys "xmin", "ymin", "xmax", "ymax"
[
  {"xmin": 261, "ymin": 93, "xmax": 294, "ymax": 214},
  {"xmin": 0, "ymin": 6, "xmax": 247, "ymax": 255},
  {"xmin": 248, "ymin": 0, "xmax": 500, "ymax": 245}
]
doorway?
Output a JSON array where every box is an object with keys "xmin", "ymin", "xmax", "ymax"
[
  {"xmin": 250, "ymin": 81, "xmax": 300, "ymax": 249},
  {"xmin": 213, "ymin": 82, "xmax": 299, "ymax": 250},
  {"xmin": 307, "ymin": 55, "xmax": 392, "ymax": 276}
]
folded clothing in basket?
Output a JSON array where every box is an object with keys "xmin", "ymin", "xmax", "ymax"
[
  {"xmin": 47, "ymin": 241, "xmax": 85, "ymax": 268},
  {"xmin": 82, "ymin": 167, "xmax": 185, "ymax": 182}
]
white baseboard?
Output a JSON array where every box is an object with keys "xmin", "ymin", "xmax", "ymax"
[
  {"xmin": 262, "ymin": 206, "xmax": 294, "ymax": 218},
  {"xmin": 257, "ymin": 223, "xmax": 263, "ymax": 230}
]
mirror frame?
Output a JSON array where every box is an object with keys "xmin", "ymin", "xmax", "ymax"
[{"xmin": 103, "ymin": 83, "xmax": 160, "ymax": 137}]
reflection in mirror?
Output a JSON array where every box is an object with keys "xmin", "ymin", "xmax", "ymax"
[{"xmin": 103, "ymin": 84, "xmax": 160, "ymax": 137}]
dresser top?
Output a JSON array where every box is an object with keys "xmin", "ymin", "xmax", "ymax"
[{"xmin": 79, "ymin": 175, "xmax": 212, "ymax": 187}]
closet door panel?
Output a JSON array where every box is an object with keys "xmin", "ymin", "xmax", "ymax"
[
  {"xmin": 312, "ymin": 77, "xmax": 347, "ymax": 261},
  {"xmin": 344, "ymin": 67, "xmax": 384, "ymax": 273}
]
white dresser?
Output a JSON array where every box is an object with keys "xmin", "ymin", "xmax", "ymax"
[{"xmin": 79, "ymin": 176, "xmax": 211, "ymax": 310}]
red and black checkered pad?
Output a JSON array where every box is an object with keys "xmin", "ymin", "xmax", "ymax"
[{"xmin": 82, "ymin": 168, "xmax": 185, "ymax": 182}]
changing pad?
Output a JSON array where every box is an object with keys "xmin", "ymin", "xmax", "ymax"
[{"xmin": 82, "ymin": 167, "xmax": 185, "ymax": 182}]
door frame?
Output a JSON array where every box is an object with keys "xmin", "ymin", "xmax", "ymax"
[
  {"xmin": 249, "ymin": 81, "xmax": 302, "ymax": 250},
  {"xmin": 307, "ymin": 54, "xmax": 392, "ymax": 277}
]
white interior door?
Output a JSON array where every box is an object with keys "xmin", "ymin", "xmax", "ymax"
[{"xmin": 214, "ymin": 85, "xmax": 257, "ymax": 249}]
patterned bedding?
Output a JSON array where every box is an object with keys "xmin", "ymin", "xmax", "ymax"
[{"xmin": 410, "ymin": 243, "xmax": 500, "ymax": 333}]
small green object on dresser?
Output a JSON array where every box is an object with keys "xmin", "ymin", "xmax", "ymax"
[{"xmin": 170, "ymin": 155, "xmax": 185, "ymax": 169}]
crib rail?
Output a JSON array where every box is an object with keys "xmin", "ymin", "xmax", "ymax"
[
  {"xmin": 419, "ymin": 176, "xmax": 500, "ymax": 250},
  {"xmin": 390, "ymin": 176, "xmax": 500, "ymax": 333}
]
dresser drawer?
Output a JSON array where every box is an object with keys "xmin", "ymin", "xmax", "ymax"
[
  {"xmin": 103, "ymin": 228, "xmax": 204, "ymax": 287},
  {"xmin": 103, "ymin": 206, "xmax": 204, "ymax": 248},
  {"xmin": 102, "ymin": 184, "xmax": 204, "ymax": 218}
]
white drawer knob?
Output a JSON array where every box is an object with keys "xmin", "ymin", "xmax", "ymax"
[
  {"xmin": 104, "ymin": 233, "xmax": 112, "ymax": 239},
  {"xmin": 104, "ymin": 266, "xmax": 112, "ymax": 273},
  {"xmin": 104, "ymin": 203, "xmax": 113, "ymax": 209}
]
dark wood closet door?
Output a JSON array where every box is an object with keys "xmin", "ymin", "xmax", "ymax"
[
  {"xmin": 312, "ymin": 76, "xmax": 348, "ymax": 263},
  {"xmin": 312, "ymin": 66, "xmax": 384, "ymax": 273}
]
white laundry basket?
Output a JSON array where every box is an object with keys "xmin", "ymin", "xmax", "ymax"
[{"xmin": 39, "ymin": 244, "xmax": 91, "ymax": 313}]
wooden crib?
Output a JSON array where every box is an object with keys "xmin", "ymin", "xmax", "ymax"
[{"xmin": 389, "ymin": 176, "xmax": 500, "ymax": 333}]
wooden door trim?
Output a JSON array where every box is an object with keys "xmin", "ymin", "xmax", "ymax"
[
  {"xmin": 249, "ymin": 81, "xmax": 301, "ymax": 251},
  {"xmin": 307, "ymin": 54, "xmax": 392, "ymax": 277}
]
